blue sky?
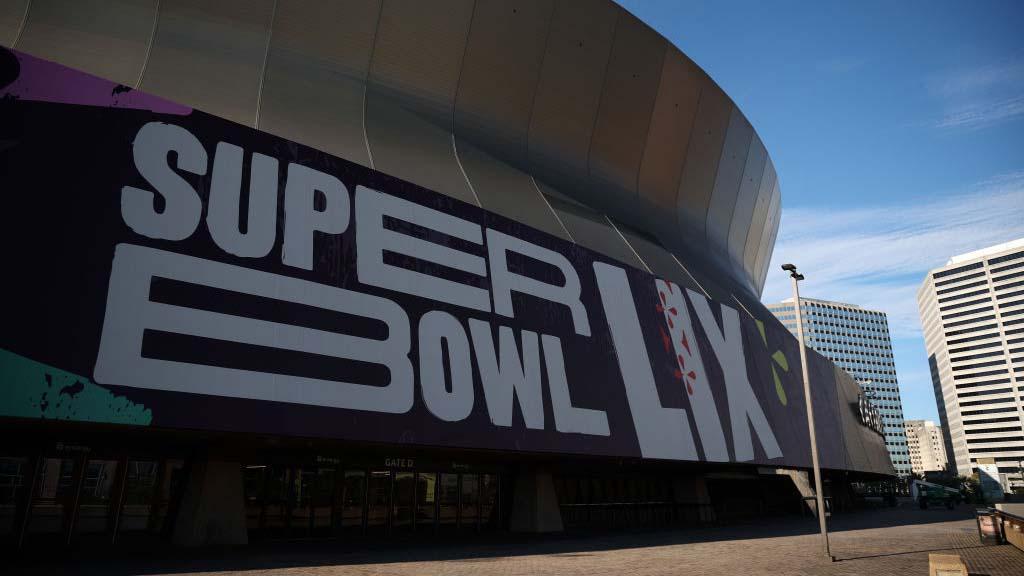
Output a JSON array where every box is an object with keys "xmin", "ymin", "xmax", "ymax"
[{"xmin": 618, "ymin": 0, "xmax": 1024, "ymax": 421}]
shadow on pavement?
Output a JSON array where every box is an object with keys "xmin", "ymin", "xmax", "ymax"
[
  {"xmin": 836, "ymin": 544, "xmax": 989, "ymax": 562},
  {"xmin": 19, "ymin": 504, "xmax": 981, "ymax": 575}
]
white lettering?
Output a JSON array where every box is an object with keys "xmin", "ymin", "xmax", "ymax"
[
  {"xmin": 121, "ymin": 122, "xmax": 206, "ymax": 241},
  {"xmin": 594, "ymin": 263, "xmax": 698, "ymax": 460},
  {"xmin": 282, "ymin": 163, "xmax": 350, "ymax": 270},
  {"xmin": 356, "ymin": 186, "xmax": 490, "ymax": 311},
  {"xmin": 468, "ymin": 319, "xmax": 544, "ymax": 429},
  {"xmin": 487, "ymin": 229, "xmax": 590, "ymax": 336},
  {"xmin": 688, "ymin": 289, "xmax": 783, "ymax": 461},
  {"xmin": 207, "ymin": 142, "xmax": 279, "ymax": 258},
  {"xmin": 656, "ymin": 280, "xmax": 728, "ymax": 461},
  {"xmin": 542, "ymin": 334, "xmax": 609, "ymax": 436},
  {"xmin": 94, "ymin": 244, "xmax": 414, "ymax": 413},
  {"xmin": 418, "ymin": 311, "xmax": 474, "ymax": 422}
]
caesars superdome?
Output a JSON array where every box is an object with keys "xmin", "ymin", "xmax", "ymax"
[{"xmin": 0, "ymin": 0, "xmax": 892, "ymax": 548}]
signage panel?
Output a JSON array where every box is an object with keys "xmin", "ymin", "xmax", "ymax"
[{"xmin": 0, "ymin": 49, "xmax": 892, "ymax": 475}]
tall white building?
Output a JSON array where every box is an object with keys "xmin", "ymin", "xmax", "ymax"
[
  {"xmin": 767, "ymin": 297, "xmax": 912, "ymax": 475},
  {"xmin": 917, "ymin": 239, "xmax": 1024, "ymax": 484},
  {"xmin": 904, "ymin": 420, "xmax": 948, "ymax": 474}
]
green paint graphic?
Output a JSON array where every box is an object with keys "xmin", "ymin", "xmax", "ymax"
[
  {"xmin": 0, "ymin": 348, "xmax": 152, "ymax": 425},
  {"xmin": 756, "ymin": 319, "xmax": 789, "ymax": 406},
  {"xmin": 771, "ymin": 350, "xmax": 789, "ymax": 372},
  {"xmin": 756, "ymin": 318, "xmax": 767, "ymax": 344}
]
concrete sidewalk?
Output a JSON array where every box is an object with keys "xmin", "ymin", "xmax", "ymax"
[{"xmin": 23, "ymin": 505, "xmax": 1024, "ymax": 575}]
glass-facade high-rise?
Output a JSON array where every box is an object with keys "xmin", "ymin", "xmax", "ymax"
[{"xmin": 767, "ymin": 298, "xmax": 912, "ymax": 475}]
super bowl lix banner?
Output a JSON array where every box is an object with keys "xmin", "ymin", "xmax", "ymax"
[{"xmin": 0, "ymin": 48, "xmax": 891, "ymax": 475}]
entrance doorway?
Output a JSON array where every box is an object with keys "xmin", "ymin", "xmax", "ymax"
[
  {"xmin": 365, "ymin": 470, "xmax": 389, "ymax": 537},
  {"xmin": 1, "ymin": 453, "xmax": 185, "ymax": 550},
  {"xmin": 243, "ymin": 462, "xmax": 501, "ymax": 541}
]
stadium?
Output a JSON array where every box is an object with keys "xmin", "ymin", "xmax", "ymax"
[{"xmin": 0, "ymin": 0, "xmax": 891, "ymax": 549}]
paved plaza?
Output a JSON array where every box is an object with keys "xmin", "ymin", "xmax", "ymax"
[{"xmin": 24, "ymin": 504, "xmax": 1024, "ymax": 576}]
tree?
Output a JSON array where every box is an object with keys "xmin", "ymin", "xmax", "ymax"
[{"xmin": 959, "ymin": 474, "xmax": 983, "ymax": 504}]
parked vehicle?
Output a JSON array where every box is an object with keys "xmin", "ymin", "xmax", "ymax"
[{"xmin": 911, "ymin": 480, "xmax": 962, "ymax": 509}]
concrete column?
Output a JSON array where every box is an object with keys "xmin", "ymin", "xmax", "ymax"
[
  {"xmin": 770, "ymin": 468, "xmax": 819, "ymax": 516},
  {"xmin": 172, "ymin": 460, "xmax": 248, "ymax": 547},
  {"xmin": 509, "ymin": 468, "xmax": 563, "ymax": 533}
]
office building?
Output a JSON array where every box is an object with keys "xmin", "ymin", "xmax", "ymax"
[
  {"xmin": 0, "ymin": 1, "xmax": 891, "ymax": 549},
  {"xmin": 904, "ymin": 420, "xmax": 948, "ymax": 474},
  {"xmin": 917, "ymin": 239, "xmax": 1024, "ymax": 483},
  {"xmin": 768, "ymin": 298, "xmax": 911, "ymax": 475}
]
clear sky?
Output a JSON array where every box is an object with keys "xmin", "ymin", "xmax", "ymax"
[{"xmin": 617, "ymin": 0, "xmax": 1024, "ymax": 422}]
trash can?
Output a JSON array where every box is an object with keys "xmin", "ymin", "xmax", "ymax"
[{"xmin": 976, "ymin": 509, "xmax": 1003, "ymax": 545}]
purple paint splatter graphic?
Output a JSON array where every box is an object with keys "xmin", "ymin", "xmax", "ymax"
[{"xmin": 1, "ymin": 49, "xmax": 190, "ymax": 116}]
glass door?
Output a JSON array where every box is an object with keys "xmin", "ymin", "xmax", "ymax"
[
  {"xmin": 416, "ymin": 472, "xmax": 437, "ymax": 534},
  {"xmin": 289, "ymin": 468, "xmax": 314, "ymax": 538},
  {"xmin": 339, "ymin": 470, "xmax": 365, "ymax": 538},
  {"xmin": 261, "ymin": 466, "xmax": 291, "ymax": 539},
  {"xmin": 311, "ymin": 466, "xmax": 337, "ymax": 537},
  {"xmin": 243, "ymin": 465, "xmax": 267, "ymax": 536},
  {"xmin": 366, "ymin": 470, "xmax": 390, "ymax": 536},
  {"xmin": 0, "ymin": 457, "xmax": 28, "ymax": 542},
  {"xmin": 481, "ymin": 474, "xmax": 499, "ymax": 531},
  {"xmin": 117, "ymin": 460, "xmax": 159, "ymax": 537},
  {"xmin": 460, "ymin": 474, "xmax": 479, "ymax": 532},
  {"xmin": 28, "ymin": 457, "xmax": 77, "ymax": 539},
  {"xmin": 150, "ymin": 459, "xmax": 184, "ymax": 537},
  {"xmin": 438, "ymin": 473, "xmax": 458, "ymax": 535},
  {"xmin": 391, "ymin": 472, "xmax": 414, "ymax": 535},
  {"xmin": 75, "ymin": 458, "xmax": 119, "ymax": 538}
]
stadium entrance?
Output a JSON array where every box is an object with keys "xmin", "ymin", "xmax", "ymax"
[
  {"xmin": 241, "ymin": 460, "xmax": 503, "ymax": 541},
  {"xmin": 0, "ymin": 424, "xmax": 512, "ymax": 551},
  {"xmin": 1, "ymin": 452, "xmax": 186, "ymax": 550}
]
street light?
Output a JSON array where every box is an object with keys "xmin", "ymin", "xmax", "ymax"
[{"xmin": 783, "ymin": 263, "xmax": 832, "ymax": 561}]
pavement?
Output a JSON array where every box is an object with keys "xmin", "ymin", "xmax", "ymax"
[{"xmin": 20, "ymin": 503, "xmax": 1024, "ymax": 575}]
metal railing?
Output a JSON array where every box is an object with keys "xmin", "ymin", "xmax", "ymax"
[{"xmin": 987, "ymin": 507, "xmax": 1024, "ymax": 551}]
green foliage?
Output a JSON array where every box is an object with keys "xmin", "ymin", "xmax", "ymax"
[{"xmin": 959, "ymin": 474, "xmax": 984, "ymax": 504}]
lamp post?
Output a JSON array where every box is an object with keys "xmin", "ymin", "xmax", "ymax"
[{"xmin": 782, "ymin": 263, "xmax": 832, "ymax": 561}]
